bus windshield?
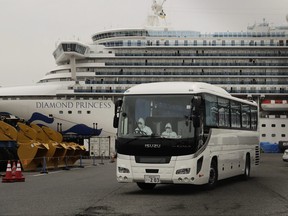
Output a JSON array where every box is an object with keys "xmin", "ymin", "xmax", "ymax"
[{"xmin": 118, "ymin": 95, "xmax": 197, "ymax": 139}]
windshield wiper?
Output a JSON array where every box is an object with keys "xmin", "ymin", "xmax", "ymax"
[{"xmin": 132, "ymin": 133, "xmax": 161, "ymax": 138}]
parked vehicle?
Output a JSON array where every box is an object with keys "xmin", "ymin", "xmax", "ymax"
[{"xmin": 283, "ymin": 149, "xmax": 288, "ymax": 162}]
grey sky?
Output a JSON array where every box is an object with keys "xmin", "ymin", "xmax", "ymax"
[{"xmin": 0, "ymin": 0, "xmax": 287, "ymax": 87}]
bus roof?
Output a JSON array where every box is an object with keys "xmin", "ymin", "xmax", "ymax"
[
  {"xmin": 125, "ymin": 82, "xmax": 230, "ymax": 96},
  {"xmin": 124, "ymin": 82, "xmax": 257, "ymax": 106}
]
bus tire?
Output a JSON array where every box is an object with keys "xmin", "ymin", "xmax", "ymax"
[
  {"xmin": 242, "ymin": 154, "xmax": 250, "ymax": 180},
  {"xmin": 206, "ymin": 159, "xmax": 218, "ymax": 189},
  {"xmin": 136, "ymin": 182, "xmax": 156, "ymax": 190}
]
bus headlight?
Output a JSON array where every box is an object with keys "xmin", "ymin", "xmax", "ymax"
[
  {"xmin": 176, "ymin": 168, "xmax": 191, "ymax": 175},
  {"xmin": 118, "ymin": 167, "xmax": 130, "ymax": 173}
]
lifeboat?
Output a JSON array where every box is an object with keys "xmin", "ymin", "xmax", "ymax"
[{"xmin": 261, "ymin": 100, "xmax": 288, "ymax": 111}]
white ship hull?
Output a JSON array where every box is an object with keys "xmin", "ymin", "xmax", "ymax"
[{"xmin": 0, "ymin": 83, "xmax": 116, "ymax": 137}]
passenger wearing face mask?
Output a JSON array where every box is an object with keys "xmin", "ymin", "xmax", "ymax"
[
  {"xmin": 161, "ymin": 123, "xmax": 178, "ymax": 138},
  {"xmin": 135, "ymin": 118, "xmax": 153, "ymax": 135}
]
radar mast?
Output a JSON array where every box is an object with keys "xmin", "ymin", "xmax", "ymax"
[{"xmin": 146, "ymin": 0, "xmax": 167, "ymax": 27}]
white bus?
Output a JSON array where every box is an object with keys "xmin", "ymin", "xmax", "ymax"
[{"xmin": 113, "ymin": 82, "xmax": 260, "ymax": 190}]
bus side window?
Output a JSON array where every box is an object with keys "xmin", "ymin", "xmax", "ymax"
[
  {"xmin": 231, "ymin": 101, "xmax": 241, "ymax": 128},
  {"xmin": 218, "ymin": 97, "xmax": 230, "ymax": 127},
  {"xmin": 251, "ymin": 106, "xmax": 258, "ymax": 130},
  {"xmin": 204, "ymin": 94, "xmax": 218, "ymax": 127},
  {"xmin": 241, "ymin": 104, "xmax": 251, "ymax": 129}
]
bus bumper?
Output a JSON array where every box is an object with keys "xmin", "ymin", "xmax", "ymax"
[{"xmin": 116, "ymin": 154, "xmax": 208, "ymax": 185}]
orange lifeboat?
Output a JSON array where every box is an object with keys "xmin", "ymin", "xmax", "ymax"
[{"xmin": 261, "ymin": 100, "xmax": 288, "ymax": 111}]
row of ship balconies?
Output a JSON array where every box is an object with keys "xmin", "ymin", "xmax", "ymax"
[
  {"xmin": 114, "ymin": 52, "xmax": 288, "ymax": 57},
  {"xmin": 74, "ymin": 84, "xmax": 288, "ymax": 94},
  {"xmin": 74, "ymin": 86, "xmax": 288, "ymax": 95},
  {"xmin": 93, "ymin": 71, "xmax": 288, "ymax": 76},
  {"xmin": 104, "ymin": 62, "xmax": 288, "ymax": 67},
  {"xmin": 84, "ymin": 79, "xmax": 288, "ymax": 85},
  {"xmin": 101, "ymin": 39, "xmax": 288, "ymax": 48}
]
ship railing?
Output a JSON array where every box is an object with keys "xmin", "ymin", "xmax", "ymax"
[
  {"xmin": 81, "ymin": 79, "xmax": 288, "ymax": 86},
  {"xmin": 104, "ymin": 62, "xmax": 288, "ymax": 67},
  {"xmin": 115, "ymin": 52, "xmax": 288, "ymax": 57},
  {"xmin": 105, "ymin": 40, "xmax": 287, "ymax": 48}
]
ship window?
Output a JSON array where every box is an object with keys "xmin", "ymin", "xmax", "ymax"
[
  {"xmin": 78, "ymin": 111, "xmax": 82, "ymax": 114},
  {"xmin": 270, "ymin": 39, "xmax": 274, "ymax": 46},
  {"xmin": 271, "ymin": 124, "xmax": 276, "ymax": 127},
  {"xmin": 271, "ymin": 134, "xmax": 276, "ymax": 137},
  {"xmin": 282, "ymin": 134, "xmax": 286, "ymax": 137},
  {"xmin": 87, "ymin": 111, "xmax": 91, "ymax": 114},
  {"xmin": 261, "ymin": 134, "xmax": 266, "ymax": 137},
  {"xmin": 281, "ymin": 124, "xmax": 285, "ymax": 127},
  {"xmin": 68, "ymin": 111, "xmax": 72, "ymax": 114},
  {"xmin": 261, "ymin": 124, "xmax": 266, "ymax": 127},
  {"xmin": 59, "ymin": 111, "xmax": 63, "ymax": 114}
]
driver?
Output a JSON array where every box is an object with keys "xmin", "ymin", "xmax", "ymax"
[{"xmin": 135, "ymin": 118, "xmax": 153, "ymax": 135}]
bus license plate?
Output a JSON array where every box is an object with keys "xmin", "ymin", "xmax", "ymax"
[{"xmin": 144, "ymin": 175, "xmax": 160, "ymax": 183}]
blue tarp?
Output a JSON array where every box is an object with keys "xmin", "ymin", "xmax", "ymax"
[
  {"xmin": 0, "ymin": 141, "xmax": 17, "ymax": 148},
  {"xmin": 260, "ymin": 142, "xmax": 280, "ymax": 153}
]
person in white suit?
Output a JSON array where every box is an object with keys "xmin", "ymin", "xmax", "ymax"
[
  {"xmin": 135, "ymin": 118, "xmax": 152, "ymax": 135},
  {"xmin": 161, "ymin": 123, "xmax": 178, "ymax": 138}
]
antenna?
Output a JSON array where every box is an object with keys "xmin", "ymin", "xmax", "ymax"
[
  {"xmin": 152, "ymin": 0, "xmax": 166, "ymax": 19},
  {"xmin": 146, "ymin": 0, "xmax": 167, "ymax": 27}
]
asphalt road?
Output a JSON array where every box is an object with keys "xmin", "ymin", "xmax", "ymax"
[{"xmin": 0, "ymin": 154, "xmax": 288, "ymax": 216}]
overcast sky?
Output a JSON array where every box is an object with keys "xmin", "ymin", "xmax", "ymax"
[{"xmin": 0, "ymin": 0, "xmax": 287, "ymax": 87}]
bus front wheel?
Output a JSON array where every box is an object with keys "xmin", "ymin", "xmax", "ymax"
[
  {"xmin": 137, "ymin": 182, "xmax": 156, "ymax": 190},
  {"xmin": 206, "ymin": 160, "xmax": 218, "ymax": 189}
]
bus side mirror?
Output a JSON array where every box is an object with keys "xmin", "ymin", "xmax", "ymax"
[
  {"xmin": 192, "ymin": 96, "xmax": 201, "ymax": 108},
  {"xmin": 191, "ymin": 96, "xmax": 201, "ymax": 128},
  {"xmin": 113, "ymin": 116, "xmax": 119, "ymax": 128},
  {"xmin": 193, "ymin": 116, "xmax": 200, "ymax": 128},
  {"xmin": 113, "ymin": 99, "xmax": 123, "ymax": 128}
]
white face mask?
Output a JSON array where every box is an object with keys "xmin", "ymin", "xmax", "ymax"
[
  {"xmin": 165, "ymin": 124, "xmax": 172, "ymax": 132},
  {"xmin": 138, "ymin": 121, "xmax": 144, "ymax": 129}
]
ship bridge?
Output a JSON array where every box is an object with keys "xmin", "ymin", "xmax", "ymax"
[{"xmin": 53, "ymin": 41, "xmax": 89, "ymax": 64}]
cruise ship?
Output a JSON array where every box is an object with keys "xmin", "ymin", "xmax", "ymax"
[{"xmin": 0, "ymin": 0, "xmax": 287, "ymax": 149}]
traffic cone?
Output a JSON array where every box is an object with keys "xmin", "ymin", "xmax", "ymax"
[
  {"xmin": 2, "ymin": 160, "xmax": 15, "ymax": 183},
  {"xmin": 15, "ymin": 160, "xmax": 25, "ymax": 182},
  {"xmin": 12, "ymin": 161, "xmax": 16, "ymax": 177}
]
